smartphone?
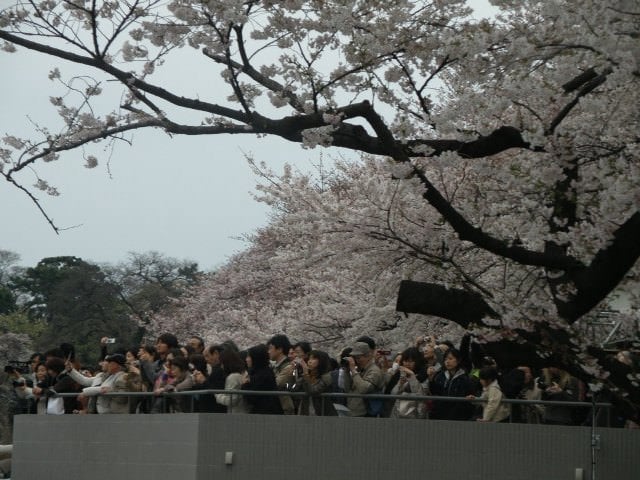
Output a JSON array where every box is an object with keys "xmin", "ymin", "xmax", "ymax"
[{"xmin": 105, "ymin": 338, "xmax": 116, "ymax": 344}]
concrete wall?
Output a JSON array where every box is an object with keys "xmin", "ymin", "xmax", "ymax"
[{"xmin": 11, "ymin": 414, "xmax": 640, "ymax": 480}]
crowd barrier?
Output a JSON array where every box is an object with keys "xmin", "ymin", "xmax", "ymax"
[{"xmin": 48, "ymin": 388, "xmax": 614, "ymax": 424}]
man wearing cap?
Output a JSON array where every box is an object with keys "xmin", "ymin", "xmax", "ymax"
[
  {"xmin": 343, "ymin": 342, "xmax": 385, "ymax": 417},
  {"xmin": 80, "ymin": 354, "xmax": 130, "ymax": 414},
  {"xmin": 66, "ymin": 356, "xmax": 109, "ymax": 414}
]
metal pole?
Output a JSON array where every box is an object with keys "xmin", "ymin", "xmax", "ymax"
[{"xmin": 591, "ymin": 394, "xmax": 597, "ymax": 480}]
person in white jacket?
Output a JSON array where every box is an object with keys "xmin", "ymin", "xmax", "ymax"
[
  {"xmin": 66, "ymin": 358, "xmax": 109, "ymax": 413},
  {"xmin": 215, "ymin": 349, "xmax": 250, "ymax": 414},
  {"xmin": 386, "ymin": 347, "xmax": 429, "ymax": 419},
  {"xmin": 468, "ymin": 366, "xmax": 511, "ymax": 423},
  {"xmin": 79, "ymin": 354, "xmax": 130, "ymax": 414}
]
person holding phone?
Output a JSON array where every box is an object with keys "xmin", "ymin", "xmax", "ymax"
[
  {"xmin": 385, "ymin": 347, "xmax": 429, "ymax": 419},
  {"xmin": 79, "ymin": 354, "xmax": 130, "ymax": 414}
]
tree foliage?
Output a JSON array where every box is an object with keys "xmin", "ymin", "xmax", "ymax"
[
  {"xmin": 104, "ymin": 250, "xmax": 201, "ymax": 325},
  {"xmin": 12, "ymin": 256, "xmax": 141, "ymax": 363},
  {"xmin": 0, "ymin": 310, "xmax": 46, "ymax": 339},
  {"xmin": 1, "ymin": 1, "xmax": 639, "ymax": 410}
]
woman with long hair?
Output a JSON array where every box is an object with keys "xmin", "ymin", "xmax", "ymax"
[
  {"xmin": 215, "ymin": 349, "xmax": 250, "ymax": 414},
  {"xmin": 385, "ymin": 347, "xmax": 428, "ymax": 419},
  {"xmin": 296, "ymin": 350, "xmax": 337, "ymax": 416},
  {"xmin": 241, "ymin": 344, "xmax": 283, "ymax": 415}
]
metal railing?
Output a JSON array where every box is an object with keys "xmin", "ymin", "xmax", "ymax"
[{"xmin": 43, "ymin": 388, "xmax": 612, "ymax": 425}]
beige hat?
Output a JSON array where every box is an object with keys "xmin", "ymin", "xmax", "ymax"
[{"xmin": 349, "ymin": 342, "xmax": 372, "ymax": 357}]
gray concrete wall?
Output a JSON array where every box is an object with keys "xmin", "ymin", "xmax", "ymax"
[{"xmin": 11, "ymin": 414, "xmax": 640, "ymax": 480}]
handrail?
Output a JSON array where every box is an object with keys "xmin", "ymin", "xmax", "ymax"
[{"xmin": 44, "ymin": 389, "xmax": 612, "ymax": 410}]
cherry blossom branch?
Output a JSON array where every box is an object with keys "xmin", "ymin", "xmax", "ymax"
[
  {"xmin": 0, "ymin": 30, "xmax": 252, "ymax": 123},
  {"xmin": 2, "ymin": 173, "xmax": 61, "ymax": 234},
  {"xmin": 25, "ymin": 0, "xmax": 94, "ymax": 56},
  {"xmin": 7, "ymin": 118, "xmax": 248, "ymax": 178},
  {"xmin": 0, "ymin": 30, "xmax": 537, "ymax": 162},
  {"xmin": 1, "ymin": 14, "xmax": 633, "ymax": 292},
  {"xmin": 355, "ymin": 101, "xmax": 582, "ymax": 271},
  {"xmin": 202, "ymin": 47, "xmax": 303, "ymax": 112},
  {"xmin": 98, "ymin": 0, "xmax": 147, "ymax": 58}
]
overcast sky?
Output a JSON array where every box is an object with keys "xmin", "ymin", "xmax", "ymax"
[
  {"xmin": 0, "ymin": 26, "xmax": 335, "ymax": 272},
  {"xmin": 1, "ymin": 1, "xmax": 496, "ymax": 272}
]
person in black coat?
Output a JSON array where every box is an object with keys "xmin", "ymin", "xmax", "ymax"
[
  {"xmin": 40, "ymin": 357, "xmax": 79, "ymax": 414},
  {"xmin": 242, "ymin": 344, "xmax": 283, "ymax": 415},
  {"xmin": 192, "ymin": 345, "xmax": 227, "ymax": 413},
  {"xmin": 429, "ymin": 348, "xmax": 474, "ymax": 421}
]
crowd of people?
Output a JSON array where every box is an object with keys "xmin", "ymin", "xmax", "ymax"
[{"xmin": 5, "ymin": 332, "xmax": 639, "ymax": 427}]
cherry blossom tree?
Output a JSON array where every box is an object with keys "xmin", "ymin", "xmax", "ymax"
[
  {"xmin": 1, "ymin": 1, "xmax": 639, "ymax": 412},
  {"xmin": 149, "ymin": 156, "xmax": 462, "ymax": 351}
]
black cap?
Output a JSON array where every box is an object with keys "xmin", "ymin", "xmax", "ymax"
[{"xmin": 104, "ymin": 354, "xmax": 126, "ymax": 366}]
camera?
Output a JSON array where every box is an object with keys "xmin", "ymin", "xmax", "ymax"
[
  {"xmin": 12, "ymin": 378, "xmax": 26, "ymax": 387},
  {"xmin": 4, "ymin": 362, "xmax": 30, "ymax": 375},
  {"xmin": 105, "ymin": 338, "xmax": 116, "ymax": 344},
  {"xmin": 536, "ymin": 379, "xmax": 548, "ymax": 390},
  {"xmin": 340, "ymin": 357, "xmax": 351, "ymax": 368}
]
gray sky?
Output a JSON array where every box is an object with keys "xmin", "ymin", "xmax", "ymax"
[{"xmin": 1, "ymin": 36, "xmax": 327, "ymax": 271}]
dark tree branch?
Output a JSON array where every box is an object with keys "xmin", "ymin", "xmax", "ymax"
[
  {"xmin": 351, "ymin": 102, "xmax": 582, "ymax": 271},
  {"xmin": 396, "ymin": 280, "xmax": 498, "ymax": 328},
  {"xmin": 560, "ymin": 211, "xmax": 640, "ymax": 322},
  {"xmin": 0, "ymin": 29, "xmax": 538, "ymax": 163},
  {"xmin": 562, "ymin": 67, "xmax": 598, "ymax": 92},
  {"xmin": 419, "ymin": 126, "xmax": 533, "ymax": 158},
  {"xmin": 2, "ymin": 174, "xmax": 61, "ymax": 234},
  {"xmin": 547, "ymin": 67, "xmax": 612, "ymax": 135}
]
